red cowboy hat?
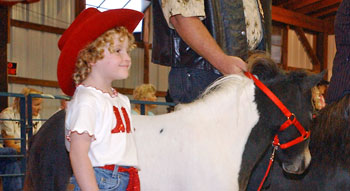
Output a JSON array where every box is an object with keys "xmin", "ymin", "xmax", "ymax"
[{"xmin": 57, "ymin": 8, "xmax": 143, "ymax": 96}]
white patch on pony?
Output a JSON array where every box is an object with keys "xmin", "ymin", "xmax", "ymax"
[{"xmin": 133, "ymin": 74, "xmax": 259, "ymax": 191}]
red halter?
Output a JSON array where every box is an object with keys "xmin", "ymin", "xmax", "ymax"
[
  {"xmin": 244, "ymin": 72, "xmax": 310, "ymax": 148},
  {"xmin": 244, "ymin": 72, "xmax": 310, "ymax": 190}
]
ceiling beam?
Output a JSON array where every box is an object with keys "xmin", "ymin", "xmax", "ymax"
[
  {"xmin": 274, "ymin": 0, "xmax": 289, "ymax": 6},
  {"xmin": 272, "ymin": 5, "xmax": 327, "ymax": 33},
  {"xmin": 310, "ymin": 6, "xmax": 339, "ymax": 18},
  {"xmin": 278, "ymin": 0, "xmax": 298, "ymax": 7},
  {"xmin": 297, "ymin": 0, "xmax": 341, "ymax": 14},
  {"xmin": 281, "ymin": 0, "xmax": 321, "ymax": 10}
]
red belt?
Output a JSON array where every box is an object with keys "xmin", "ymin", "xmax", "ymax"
[{"xmin": 99, "ymin": 165, "xmax": 140, "ymax": 191}]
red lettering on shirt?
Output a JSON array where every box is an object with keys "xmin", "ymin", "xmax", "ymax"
[
  {"xmin": 121, "ymin": 107, "xmax": 131, "ymax": 133},
  {"xmin": 111, "ymin": 106, "xmax": 131, "ymax": 134}
]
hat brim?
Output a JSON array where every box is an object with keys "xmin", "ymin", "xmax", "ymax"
[{"xmin": 57, "ymin": 9, "xmax": 143, "ymax": 96}]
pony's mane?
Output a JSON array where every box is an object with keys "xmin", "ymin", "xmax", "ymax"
[
  {"xmin": 176, "ymin": 74, "xmax": 252, "ymax": 111},
  {"xmin": 201, "ymin": 71, "xmax": 309, "ymax": 97},
  {"xmin": 310, "ymin": 94, "xmax": 350, "ymax": 166},
  {"xmin": 202, "ymin": 74, "xmax": 245, "ymax": 97}
]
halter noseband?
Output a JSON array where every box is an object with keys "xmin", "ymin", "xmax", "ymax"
[{"xmin": 244, "ymin": 72, "xmax": 310, "ymax": 149}]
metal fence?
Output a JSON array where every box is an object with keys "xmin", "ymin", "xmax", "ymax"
[
  {"xmin": 0, "ymin": 92, "xmax": 176, "ymax": 186},
  {"xmin": 0, "ymin": 92, "xmax": 27, "ymax": 184},
  {"xmin": 0, "ymin": 93, "xmax": 70, "ymax": 186}
]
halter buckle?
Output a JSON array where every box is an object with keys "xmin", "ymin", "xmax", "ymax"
[{"xmin": 287, "ymin": 113, "xmax": 295, "ymax": 121}]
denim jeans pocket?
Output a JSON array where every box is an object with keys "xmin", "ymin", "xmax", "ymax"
[
  {"xmin": 71, "ymin": 168, "xmax": 126, "ymax": 191},
  {"xmin": 95, "ymin": 168, "xmax": 121, "ymax": 191}
]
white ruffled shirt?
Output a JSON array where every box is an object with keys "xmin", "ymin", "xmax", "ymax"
[{"xmin": 65, "ymin": 85, "xmax": 138, "ymax": 167}]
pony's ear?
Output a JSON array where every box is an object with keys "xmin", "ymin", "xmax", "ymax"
[
  {"xmin": 301, "ymin": 71, "xmax": 326, "ymax": 93},
  {"xmin": 247, "ymin": 54, "xmax": 280, "ymax": 81}
]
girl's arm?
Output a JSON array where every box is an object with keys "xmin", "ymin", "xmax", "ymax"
[{"xmin": 69, "ymin": 132, "xmax": 99, "ymax": 191}]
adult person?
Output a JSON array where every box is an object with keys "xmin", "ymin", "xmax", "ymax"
[
  {"xmin": 0, "ymin": 87, "xmax": 43, "ymax": 191},
  {"xmin": 152, "ymin": 0, "xmax": 271, "ymax": 103},
  {"xmin": 325, "ymin": 0, "xmax": 350, "ymax": 104},
  {"xmin": 0, "ymin": 87, "xmax": 43, "ymax": 152},
  {"xmin": 132, "ymin": 84, "xmax": 157, "ymax": 115}
]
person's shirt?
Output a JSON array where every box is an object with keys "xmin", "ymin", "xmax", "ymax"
[
  {"xmin": 65, "ymin": 85, "xmax": 138, "ymax": 167},
  {"xmin": 0, "ymin": 107, "xmax": 42, "ymax": 147},
  {"xmin": 161, "ymin": 0, "xmax": 263, "ymax": 50}
]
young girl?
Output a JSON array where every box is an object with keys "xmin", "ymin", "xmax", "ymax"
[{"xmin": 56, "ymin": 8, "xmax": 143, "ymax": 191}]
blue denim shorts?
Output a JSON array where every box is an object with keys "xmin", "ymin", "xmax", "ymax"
[
  {"xmin": 168, "ymin": 67, "xmax": 222, "ymax": 103},
  {"xmin": 70, "ymin": 166, "xmax": 130, "ymax": 191}
]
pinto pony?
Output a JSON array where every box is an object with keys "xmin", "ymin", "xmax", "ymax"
[
  {"xmin": 247, "ymin": 94, "xmax": 350, "ymax": 191},
  {"xmin": 25, "ymin": 58, "xmax": 322, "ymax": 191}
]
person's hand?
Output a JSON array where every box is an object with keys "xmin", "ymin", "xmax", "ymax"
[{"xmin": 217, "ymin": 55, "xmax": 247, "ymax": 75}]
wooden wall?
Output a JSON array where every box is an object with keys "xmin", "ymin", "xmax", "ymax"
[
  {"xmin": 287, "ymin": 29, "xmax": 314, "ymax": 70},
  {"xmin": 6, "ymin": 1, "xmax": 170, "ymax": 118},
  {"xmin": 271, "ymin": 25, "xmax": 336, "ymax": 80},
  {"xmin": 3, "ymin": 1, "xmax": 336, "ymax": 118}
]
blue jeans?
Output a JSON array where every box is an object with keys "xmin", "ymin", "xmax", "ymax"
[
  {"xmin": 0, "ymin": 148, "xmax": 23, "ymax": 191},
  {"xmin": 71, "ymin": 166, "xmax": 130, "ymax": 191},
  {"xmin": 168, "ymin": 67, "xmax": 222, "ymax": 103}
]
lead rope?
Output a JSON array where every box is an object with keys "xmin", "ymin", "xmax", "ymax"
[{"xmin": 257, "ymin": 146, "xmax": 278, "ymax": 191}]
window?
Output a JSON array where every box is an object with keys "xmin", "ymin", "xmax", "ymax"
[{"xmin": 86, "ymin": 0, "xmax": 151, "ymax": 34}]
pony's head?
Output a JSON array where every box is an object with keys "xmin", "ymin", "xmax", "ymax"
[{"xmin": 251, "ymin": 57, "xmax": 324, "ymax": 175}]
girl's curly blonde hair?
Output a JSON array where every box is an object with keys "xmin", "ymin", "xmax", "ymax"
[{"xmin": 73, "ymin": 26, "xmax": 136, "ymax": 85}]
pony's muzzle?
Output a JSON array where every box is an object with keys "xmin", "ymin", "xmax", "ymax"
[{"xmin": 282, "ymin": 147, "xmax": 311, "ymax": 174}]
